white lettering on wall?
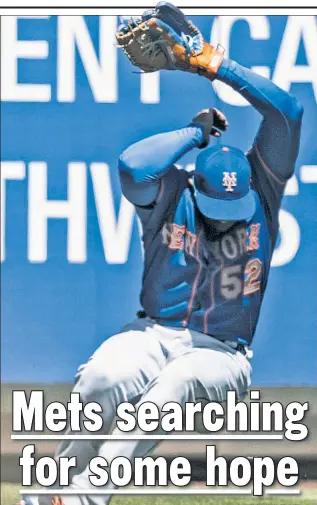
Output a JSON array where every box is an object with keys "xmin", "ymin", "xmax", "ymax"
[
  {"xmin": 1, "ymin": 161, "xmax": 26, "ymax": 261},
  {"xmin": 28, "ymin": 162, "xmax": 87, "ymax": 263},
  {"xmin": 271, "ymin": 210, "xmax": 301, "ymax": 267},
  {"xmin": 141, "ymin": 71, "xmax": 160, "ymax": 104},
  {"xmin": 1, "ymin": 16, "xmax": 316, "ymax": 104},
  {"xmin": 57, "ymin": 16, "xmax": 117, "ymax": 103},
  {"xmin": 2, "ymin": 161, "xmax": 137, "ymax": 264},
  {"xmin": 90, "ymin": 163, "xmax": 135, "ymax": 264},
  {"xmin": 210, "ymin": 16, "xmax": 271, "ymax": 106},
  {"xmin": 273, "ymin": 16, "xmax": 317, "ymax": 101},
  {"xmin": 210, "ymin": 15, "xmax": 317, "ymax": 105},
  {"xmin": 2, "ymin": 162, "xmax": 313, "ymax": 266},
  {"xmin": 1, "ymin": 16, "xmax": 51, "ymax": 102}
]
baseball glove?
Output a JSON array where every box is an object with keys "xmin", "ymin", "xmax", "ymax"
[{"xmin": 116, "ymin": 2, "xmax": 225, "ymax": 79}]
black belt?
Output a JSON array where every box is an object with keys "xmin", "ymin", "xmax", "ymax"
[
  {"xmin": 236, "ymin": 343, "xmax": 248, "ymax": 355},
  {"xmin": 136, "ymin": 311, "xmax": 248, "ymax": 355}
]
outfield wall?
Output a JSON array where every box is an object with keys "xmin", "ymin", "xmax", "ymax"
[{"xmin": 1, "ymin": 15, "xmax": 317, "ymax": 387}]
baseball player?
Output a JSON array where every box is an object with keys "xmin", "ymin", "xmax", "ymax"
[{"xmin": 19, "ymin": 3, "xmax": 303, "ymax": 505}]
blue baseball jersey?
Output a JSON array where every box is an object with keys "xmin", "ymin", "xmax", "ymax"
[{"xmin": 119, "ymin": 59, "xmax": 303, "ymax": 345}]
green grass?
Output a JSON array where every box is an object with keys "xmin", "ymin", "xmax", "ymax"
[{"xmin": 2, "ymin": 484, "xmax": 317, "ymax": 505}]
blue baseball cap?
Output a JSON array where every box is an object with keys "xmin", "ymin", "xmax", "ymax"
[{"xmin": 194, "ymin": 145, "xmax": 256, "ymax": 221}]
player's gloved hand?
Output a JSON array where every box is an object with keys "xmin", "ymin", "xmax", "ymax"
[
  {"xmin": 116, "ymin": 2, "xmax": 225, "ymax": 80},
  {"xmin": 191, "ymin": 108, "xmax": 229, "ymax": 148}
]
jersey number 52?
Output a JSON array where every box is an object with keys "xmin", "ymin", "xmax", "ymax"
[{"xmin": 220, "ymin": 259, "xmax": 262, "ymax": 300}]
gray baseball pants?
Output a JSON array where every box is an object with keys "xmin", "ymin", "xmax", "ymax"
[{"xmin": 53, "ymin": 317, "xmax": 252, "ymax": 505}]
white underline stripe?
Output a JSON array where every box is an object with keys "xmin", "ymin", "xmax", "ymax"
[
  {"xmin": 265, "ymin": 489, "xmax": 301, "ymax": 495},
  {"xmin": 20, "ymin": 488, "xmax": 301, "ymax": 496},
  {"xmin": 11, "ymin": 434, "xmax": 283, "ymax": 441},
  {"xmin": 21, "ymin": 490, "xmax": 252, "ymax": 496}
]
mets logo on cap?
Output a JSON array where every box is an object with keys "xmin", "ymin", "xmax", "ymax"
[
  {"xmin": 193, "ymin": 145, "xmax": 256, "ymax": 221},
  {"xmin": 222, "ymin": 171, "xmax": 237, "ymax": 192}
]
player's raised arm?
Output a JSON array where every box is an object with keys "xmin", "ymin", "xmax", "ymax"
[
  {"xmin": 116, "ymin": 2, "xmax": 303, "ymax": 220},
  {"xmin": 118, "ymin": 128, "xmax": 203, "ymax": 206},
  {"xmin": 118, "ymin": 109, "xmax": 227, "ymax": 206},
  {"xmin": 216, "ymin": 59, "xmax": 304, "ymax": 182}
]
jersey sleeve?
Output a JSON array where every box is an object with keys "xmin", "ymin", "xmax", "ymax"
[
  {"xmin": 217, "ymin": 58, "xmax": 303, "ymax": 224},
  {"xmin": 118, "ymin": 126, "xmax": 204, "ymax": 206},
  {"xmin": 135, "ymin": 165, "xmax": 189, "ymax": 235}
]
